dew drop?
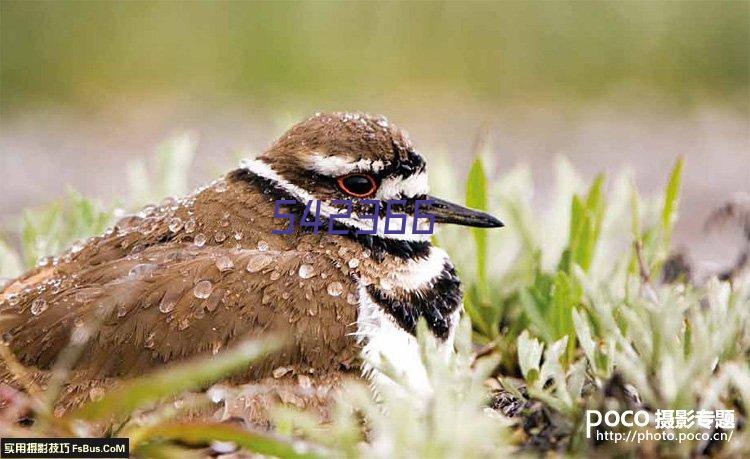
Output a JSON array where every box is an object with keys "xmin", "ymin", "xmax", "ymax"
[
  {"xmin": 70, "ymin": 240, "xmax": 85, "ymax": 254},
  {"xmin": 36, "ymin": 256, "xmax": 53, "ymax": 268},
  {"xmin": 234, "ymin": 231, "xmax": 243, "ymax": 241},
  {"xmin": 193, "ymin": 280, "xmax": 213, "ymax": 299},
  {"xmin": 327, "ymin": 281, "xmax": 344, "ymax": 297},
  {"xmin": 245, "ymin": 254, "xmax": 273, "ymax": 273},
  {"xmin": 348, "ymin": 258, "xmax": 360, "ymax": 269},
  {"xmin": 75, "ymin": 288, "xmax": 103, "ymax": 303},
  {"xmin": 117, "ymin": 305, "xmax": 128, "ymax": 318},
  {"xmin": 159, "ymin": 300, "xmax": 175, "ymax": 314},
  {"xmin": 184, "ymin": 218, "xmax": 196, "ymax": 233},
  {"xmin": 144, "ymin": 332, "xmax": 156, "ymax": 349},
  {"xmin": 129, "ymin": 263, "xmax": 157, "ymax": 278},
  {"xmin": 6, "ymin": 294, "xmax": 20, "ymax": 306},
  {"xmin": 273, "ymin": 366, "xmax": 290, "ymax": 378},
  {"xmin": 257, "ymin": 240, "xmax": 269, "ymax": 252},
  {"xmin": 214, "ymin": 180, "xmax": 228, "ymax": 193},
  {"xmin": 168, "ymin": 217, "xmax": 183, "ymax": 233},
  {"xmin": 214, "ymin": 231, "xmax": 227, "ymax": 243},
  {"xmin": 194, "ymin": 233, "xmax": 207, "ymax": 247},
  {"xmin": 215, "ymin": 256, "xmax": 234, "ymax": 272},
  {"xmin": 161, "ymin": 197, "xmax": 177, "ymax": 208},
  {"xmin": 298, "ymin": 264, "xmax": 315, "ymax": 279},
  {"xmin": 30, "ymin": 299, "xmax": 48, "ymax": 315}
]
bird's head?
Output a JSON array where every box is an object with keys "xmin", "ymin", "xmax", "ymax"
[{"xmin": 243, "ymin": 112, "xmax": 502, "ymax": 241}]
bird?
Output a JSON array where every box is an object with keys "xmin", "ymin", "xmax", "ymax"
[{"xmin": 0, "ymin": 112, "xmax": 502, "ymax": 418}]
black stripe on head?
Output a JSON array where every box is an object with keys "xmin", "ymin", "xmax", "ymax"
[
  {"xmin": 366, "ymin": 262, "xmax": 462, "ymax": 340},
  {"xmin": 379, "ymin": 143, "xmax": 426, "ymax": 180},
  {"xmin": 228, "ymin": 168, "xmax": 431, "ymax": 262}
]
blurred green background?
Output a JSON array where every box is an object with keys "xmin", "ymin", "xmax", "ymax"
[
  {"xmin": 2, "ymin": 0, "xmax": 748, "ymax": 111},
  {"xmin": 1, "ymin": 0, "xmax": 749, "ymax": 261}
]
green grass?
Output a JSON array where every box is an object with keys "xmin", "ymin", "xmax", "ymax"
[
  {"xmin": 1, "ymin": 1, "xmax": 748, "ymax": 112},
  {"xmin": 1, "ymin": 138, "xmax": 748, "ymax": 457}
]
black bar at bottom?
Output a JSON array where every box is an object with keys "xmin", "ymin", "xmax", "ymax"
[{"xmin": 1, "ymin": 438, "xmax": 128, "ymax": 458}]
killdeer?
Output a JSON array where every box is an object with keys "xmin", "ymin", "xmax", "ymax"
[{"xmin": 0, "ymin": 112, "xmax": 502, "ymax": 411}]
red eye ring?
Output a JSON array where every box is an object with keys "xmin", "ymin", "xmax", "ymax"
[{"xmin": 336, "ymin": 173, "xmax": 378, "ymax": 198}]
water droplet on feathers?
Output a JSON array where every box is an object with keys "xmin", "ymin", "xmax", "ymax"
[
  {"xmin": 246, "ymin": 254, "xmax": 273, "ymax": 273},
  {"xmin": 30, "ymin": 299, "xmax": 48, "ymax": 315},
  {"xmin": 36, "ymin": 256, "xmax": 53, "ymax": 267},
  {"xmin": 348, "ymin": 258, "xmax": 360, "ymax": 269},
  {"xmin": 159, "ymin": 298, "xmax": 176, "ymax": 313},
  {"xmin": 214, "ymin": 231, "xmax": 227, "ymax": 243},
  {"xmin": 327, "ymin": 282, "xmax": 344, "ymax": 297},
  {"xmin": 257, "ymin": 240, "xmax": 269, "ymax": 251},
  {"xmin": 75, "ymin": 288, "xmax": 102, "ymax": 303},
  {"xmin": 194, "ymin": 233, "xmax": 207, "ymax": 247},
  {"xmin": 144, "ymin": 332, "xmax": 155, "ymax": 348},
  {"xmin": 169, "ymin": 217, "xmax": 183, "ymax": 232},
  {"xmin": 215, "ymin": 256, "xmax": 234, "ymax": 272},
  {"xmin": 6, "ymin": 294, "xmax": 19, "ymax": 306},
  {"xmin": 194, "ymin": 280, "xmax": 213, "ymax": 299},
  {"xmin": 184, "ymin": 218, "xmax": 196, "ymax": 233},
  {"xmin": 129, "ymin": 263, "xmax": 157, "ymax": 278},
  {"xmin": 233, "ymin": 231, "xmax": 243, "ymax": 241},
  {"xmin": 298, "ymin": 264, "xmax": 314, "ymax": 279},
  {"xmin": 214, "ymin": 180, "xmax": 228, "ymax": 193},
  {"xmin": 273, "ymin": 366, "xmax": 291, "ymax": 378},
  {"xmin": 70, "ymin": 240, "xmax": 84, "ymax": 254}
]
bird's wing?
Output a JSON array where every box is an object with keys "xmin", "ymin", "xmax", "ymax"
[{"xmin": 1, "ymin": 244, "xmax": 359, "ymax": 381}]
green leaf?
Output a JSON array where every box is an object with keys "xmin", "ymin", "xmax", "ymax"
[
  {"xmin": 660, "ymin": 157, "xmax": 683, "ymax": 252},
  {"xmin": 466, "ymin": 157, "xmax": 489, "ymax": 293},
  {"xmin": 70, "ymin": 337, "xmax": 282, "ymax": 421},
  {"xmin": 560, "ymin": 175, "xmax": 604, "ymax": 273},
  {"xmin": 131, "ymin": 422, "xmax": 324, "ymax": 459},
  {"xmin": 517, "ymin": 330, "xmax": 544, "ymax": 381}
]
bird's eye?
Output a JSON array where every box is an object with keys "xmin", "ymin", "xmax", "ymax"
[{"xmin": 336, "ymin": 174, "xmax": 377, "ymax": 197}]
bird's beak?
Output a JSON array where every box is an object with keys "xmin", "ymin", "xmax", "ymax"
[{"xmin": 424, "ymin": 196, "xmax": 504, "ymax": 228}]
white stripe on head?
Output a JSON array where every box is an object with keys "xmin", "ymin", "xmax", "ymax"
[
  {"xmin": 306, "ymin": 153, "xmax": 387, "ymax": 176},
  {"xmin": 241, "ymin": 158, "xmax": 431, "ymax": 242},
  {"xmin": 377, "ymin": 172, "xmax": 429, "ymax": 200}
]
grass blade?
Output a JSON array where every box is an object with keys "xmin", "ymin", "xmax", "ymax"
[
  {"xmin": 466, "ymin": 157, "xmax": 489, "ymax": 294},
  {"xmin": 660, "ymin": 157, "xmax": 683, "ymax": 252},
  {"xmin": 130, "ymin": 422, "xmax": 325, "ymax": 459}
]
